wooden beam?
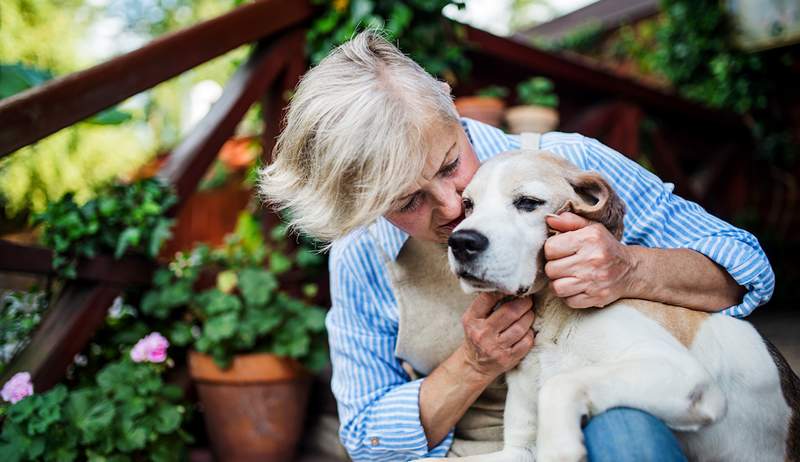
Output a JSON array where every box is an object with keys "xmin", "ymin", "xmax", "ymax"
[
  {"xmin": 0, "ymin": 240, "xmax": 153, "ymax": 286},
  {"xmin": 158, "ymin": 29, "xmax": 304, "ymax": 204},
  {"xmin": 1, "ymin": 283, "xmax": 122, "ymax": 392},
  {"xmin": 0, "ymin": 0, "xmax": 313, "ymax": 158},
  {"xmin": 260, "ymin": 31, "xmax": 307, "ymax": 164}
]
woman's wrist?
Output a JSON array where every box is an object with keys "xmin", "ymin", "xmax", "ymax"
[{"xmin": 450, "ymin": 342, "xmax": 499, "ymax": 388}]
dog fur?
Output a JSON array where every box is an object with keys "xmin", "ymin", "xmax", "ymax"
[{"xmin": 421, "ymin": 150, "xmax": 799, "ymax": 462}]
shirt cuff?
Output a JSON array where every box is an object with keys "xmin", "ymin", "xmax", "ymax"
[
  {"xmin": 361, "ymin": 378, "xmax": 454, "ymax": 459},
  {"xmin": 685, "ymin": 235, "xmax": 775, "ymax": 317}
]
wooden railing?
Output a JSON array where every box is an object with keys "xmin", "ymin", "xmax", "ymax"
[{"xmin": 0, "ymin": 0, "xmax": 313, "ymax": 391}]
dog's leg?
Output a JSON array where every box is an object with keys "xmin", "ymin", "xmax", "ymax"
[{"xmin": 536, "ymin": 357, "xmax": 727, "ymax": 462}]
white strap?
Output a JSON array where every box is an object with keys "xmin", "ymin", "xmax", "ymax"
[{"xmin": 520, "ymin": 132, "xmax": 541, "ymax": 151}]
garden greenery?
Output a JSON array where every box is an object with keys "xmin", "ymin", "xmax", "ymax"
[
  {"xmin": 34, "ymin": 178, "xmax": 176, "ymax": 278},
  {"xmin": 516, "ymin": 77, "xmax": 558, "ymax": 108},
  {"xmin": 307, "ymin": 0, "xmax": 470, "ymax": 82},
  {"xmin": 476, "ymin": 85, "xmax": 509, "ymax": 99},
  {"xmin": 0, "ymin": 291, "xmax": 47, "ymax": 376},
  {"xmin": 0, "ymin": 350, "xmax": 189, "ymax": 461},
  {"xmin": 141, "ymin": 212, "xmax": 328, "ymax": 370}
]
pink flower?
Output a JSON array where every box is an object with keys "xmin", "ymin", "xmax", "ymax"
[
  {"xmin": 2, "ymin": 372, "xmax": 34, "ymax": 404},
  {"xmin": 130, "ymin": 332, "xmax": 169, "ymax": 363}
]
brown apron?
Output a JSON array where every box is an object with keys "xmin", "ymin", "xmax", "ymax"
[{"xmin": 370, "ymin": 132, "xmax": 542, "ymax": 457}]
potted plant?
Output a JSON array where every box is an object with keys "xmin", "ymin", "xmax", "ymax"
[
  {"xmin": 506, "ymin": 77, "xmax": 560, "ymax": 134},
  {"xmin": 454, "ymin": 85, "xmax": 509, "ymax": 128},
  {"xmin": 0, "ymin": 333, "xmax": 190, "ymax": 461},
  {"xmin": 140, "ymin": 211, "xmax": 328, "ymax": 462}
]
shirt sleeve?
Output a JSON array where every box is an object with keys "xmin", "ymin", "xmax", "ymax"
[
  {"xmin": 327, "ymin": 241, "xmax": 454, "ymax": 461},
  {"xmin": 578, "ymin": 136, "xmax": 775, "ymax": 317}
]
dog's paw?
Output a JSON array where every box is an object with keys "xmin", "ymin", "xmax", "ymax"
[{"xmin": 536, "ymin": 439, "xmax": 587, "ymax": 462}]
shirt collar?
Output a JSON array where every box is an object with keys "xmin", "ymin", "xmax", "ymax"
[{"xmin": 368, "ymin": 117, "xmax": 515, "ymax": 261}]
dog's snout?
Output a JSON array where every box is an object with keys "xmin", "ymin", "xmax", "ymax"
[{"xmin": 448, "ymin": 229, "xmax": 489, "ymax": 262}]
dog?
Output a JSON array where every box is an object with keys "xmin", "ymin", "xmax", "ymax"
[{"xmin": 434, "ymin": 149, "xmax": 799, "ymax": 462}]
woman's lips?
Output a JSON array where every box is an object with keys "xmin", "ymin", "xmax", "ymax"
[{"xmin": 439, "ymin": 214, "xmax": 465, "ymax": 233}]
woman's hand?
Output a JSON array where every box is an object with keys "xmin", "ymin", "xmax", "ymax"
[
  {"xmin": 544, "ymin": 212, "xmax": 637, "ymax": 308},
  {"xmin": 460, "ymin": 293, "xmax": 536, "ymax": 380}
]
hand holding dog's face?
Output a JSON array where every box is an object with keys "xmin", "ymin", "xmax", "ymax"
[{"xmin": 544, "ymin": 212, "xmax": 636, "ymax": 308}]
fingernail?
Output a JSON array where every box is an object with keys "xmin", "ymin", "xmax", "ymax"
[{"xmin": 545, "ymin": 213, "xmax": 559, "ymax": 219}]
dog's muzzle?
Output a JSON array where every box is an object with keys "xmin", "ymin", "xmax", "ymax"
[{"xmin": 448, "ymin": 229, "xmax": 489, "ymax": 263}]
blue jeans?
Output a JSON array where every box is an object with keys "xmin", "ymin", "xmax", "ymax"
[{"xmin": 583, "ymin": 408, "xmax": 687, "ymax": 462}]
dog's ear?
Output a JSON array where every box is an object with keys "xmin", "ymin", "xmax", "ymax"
[{"xmin": 563, "ymin": 172, "xmax": 626, "ymax": 240}]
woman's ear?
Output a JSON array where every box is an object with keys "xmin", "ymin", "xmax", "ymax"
[{"xmin": 566, "ymin": 172, "xmax": 626, "ymax": 240}]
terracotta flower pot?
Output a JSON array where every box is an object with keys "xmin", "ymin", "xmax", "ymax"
[
  {"xmin": 188, "ymin": 351, "xmax": 311, "ymax": 462},
  {"xmin": 454, "ymin": 96, "xmax": 506, "ymax": 128},
  {"xmin": 505, "ymin": 105, "xmax": 560, "ymax": 134}
]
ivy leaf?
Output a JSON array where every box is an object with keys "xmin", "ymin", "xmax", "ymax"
[
  {"xmin": 148, "ymin": 219, "xmax": 173, "ymax": 258},
  {"xmin": 114, "ymin": 227, "xmax": 141, "ymax": 258}
]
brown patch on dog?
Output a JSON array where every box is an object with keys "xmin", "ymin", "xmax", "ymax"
[
  {"xmin": 763, "ymin": 338, "xmax": 800, "ymax": 461},
  {"xmin": 625, "ymin": 299, "xmax": 708, "ymax": 348}
]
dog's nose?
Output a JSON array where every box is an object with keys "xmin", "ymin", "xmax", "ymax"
[{"xmin": 448, "ymin": 229, "xmax": 489, "ymax": 262}]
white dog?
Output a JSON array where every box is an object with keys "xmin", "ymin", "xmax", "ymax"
[{"xmin": 436, "ymin": 150, "xmax": 798, "ymax": 462}]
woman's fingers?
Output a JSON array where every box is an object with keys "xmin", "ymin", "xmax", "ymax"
[
  {"xmin": 498, "ymin": 309, "xmax": 535, "ymax": 347},
  {"xmin": 486, "ymin": 296, "xmax": 533, "ymax": 332},
  {"xmin": 549, "ymin": 276, "xmax": 586, "ymax": 298}
]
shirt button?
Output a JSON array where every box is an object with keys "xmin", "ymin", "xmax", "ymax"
[{"xmin": 370, "ymin": 437, "xmax": 380, "ymax": 446}]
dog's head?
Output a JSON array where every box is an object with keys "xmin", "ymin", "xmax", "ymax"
[{"xmin": 447, "ymin": 150, "xmax": 625, "ymax": 295}]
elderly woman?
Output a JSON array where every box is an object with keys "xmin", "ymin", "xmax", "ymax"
[{"xmin": 260, "ymin": 31, "xmax": 773, "ymax": 461}]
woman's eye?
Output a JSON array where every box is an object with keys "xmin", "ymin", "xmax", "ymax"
[
  {"xmin": 399, "ymin": 194, "xmax": 423, "ymax": 213},
  {"xmin": 441, "ymin": 155, "xmax": 460, "ymax": 176},
  {"xmin": 513, "ymin": 196, "xmax": 545, "ymax": 212}
]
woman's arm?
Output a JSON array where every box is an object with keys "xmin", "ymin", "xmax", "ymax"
[
  {"xmin": 419, "ymin": 294, "xmax": 535, "ymax": 448},
  {"xmin": 544, "ymin": 212, "xmax": 744, "ymax": 311}
]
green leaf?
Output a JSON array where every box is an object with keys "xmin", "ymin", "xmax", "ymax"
[
  {"xmin": 269, "ymin": 252, "xmax": 292, "ymax": 275},
  {"xmin": 148, "ymin": 219, "xmax": 173, "ymax": 257},
  {"xmin": 168, "ymin": 323, "xmax": 194, "ymax": 347},
  {"xmin": 154, "ymin": 406, "xmax": 182, "ymax": 434},
  {"xmin": 198, "ymin": 290, "xmax": 241, "ymax": 315},
  {"xmin": 238, "ymin": 268, "xmax": 277, "ymax": 306},
  {"xmin": 114, "ymin": 227, "xmax": 141, "ymax": 258},
  {"xmin": 86, "ymin": 107, "xmax": 133, "ymax": 125},
  {"xmin": 0, "ymin": 63, "xmax": 52, "ymax": 99},
  {"xmin": 204, "ymin": 312, "xmax": 238, "ymax": 341}
]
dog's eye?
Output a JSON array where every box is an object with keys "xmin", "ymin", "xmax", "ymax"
[
  {"xmin": 462, "ymin": 197, "xmax": 473, "ymax": 215},
  {"xmin": 513, "ymin": 196, "xmax": 545, "ymax": 212}
]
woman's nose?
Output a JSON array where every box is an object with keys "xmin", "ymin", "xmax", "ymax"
[{"xmin": 431, "ymin": 181, "xmax": 462, "ymax": 218}]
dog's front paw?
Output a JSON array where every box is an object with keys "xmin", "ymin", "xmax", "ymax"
[{"xmin": 537, "ymin": 438, "xmax": 587, "ymax": 462}]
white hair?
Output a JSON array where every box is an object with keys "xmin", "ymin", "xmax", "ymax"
[{"xmin": 258, "ymin": 30, "xmax": 459, "ymax": 242}]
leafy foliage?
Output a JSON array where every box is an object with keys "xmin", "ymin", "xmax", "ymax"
[
  {"xmin": 141, "ymin": 212, "xmax": 328, "ymax": 370},
  {"xmin": 34, "ymin": 178, "xmax": 176, "ymax": 278},
  {"xmin": 0, "ymin": 358, "xmax": 190, "ymax": 462},
  {"xmin": 654, "ymin": 0, "xmax": 796, "ymax": 164},
  {"xmin": 0, "ymin": 291, "xmax": 47, "ymax": 375},
  {"xmin": 475, "ymin": 85, "xmax": 509, "ymax": 99},
  {"xmin": 307, "ymin": 0, "xmax": 470, "ymax": 82},
  {"xmin": 516, "ymin": 77, "xmax": 558, "ymax": 108}
]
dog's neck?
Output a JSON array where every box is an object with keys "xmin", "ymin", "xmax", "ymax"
[{"xmin": 532, "ymin": 288, "xmax": 583, "ymax": 345}]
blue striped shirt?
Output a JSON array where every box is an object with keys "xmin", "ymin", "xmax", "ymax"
[{"xmin": 326, "ymin": 118, "xmax": 775, "ymax": 461}]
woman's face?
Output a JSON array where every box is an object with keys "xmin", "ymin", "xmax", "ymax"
[{"xmin": 384, "ymin": 121, "xmax": 480, "ymax": 243}]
